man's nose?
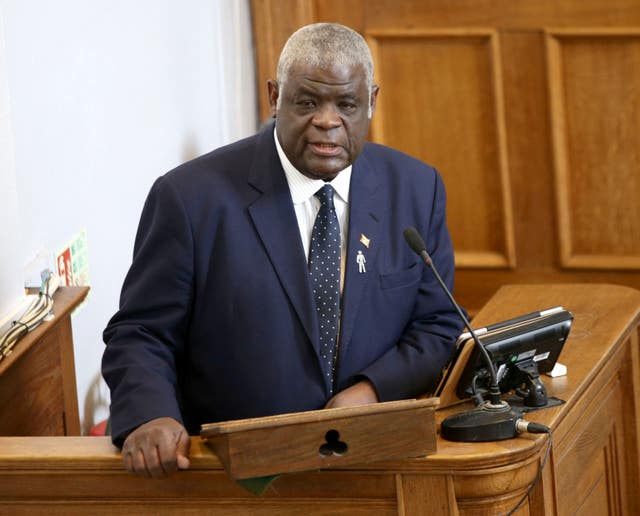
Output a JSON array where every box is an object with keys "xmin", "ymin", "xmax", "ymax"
[{"xmin": 312, "ymin": 103, "xmax": 342, "ymax": 129}]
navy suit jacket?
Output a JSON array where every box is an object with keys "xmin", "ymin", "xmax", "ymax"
[{"xmin": 102, "ymin": 124, "xmax": 463, "ymax": 443}]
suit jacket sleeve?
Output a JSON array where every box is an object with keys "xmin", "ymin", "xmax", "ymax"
[
  {"xmin": 102, "ymin": 175, "xmax": 193, "ymax": 445},
  {"xmin": 358, "ymin": 170, "xmax": 463, "ymax": 401}
]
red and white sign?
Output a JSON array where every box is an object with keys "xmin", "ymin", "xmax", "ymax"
[{"xmin": 57, "ymin": 247, "xmax": 73, "ymax": 286}]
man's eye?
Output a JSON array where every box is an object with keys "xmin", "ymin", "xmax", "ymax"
[
  {"xmin": 298, "ymin": 100, "xmax": 316, "ymax": 108},
  {"xmin": 340, "ymin": 102, "xmax": 357, "ymax": 112}
]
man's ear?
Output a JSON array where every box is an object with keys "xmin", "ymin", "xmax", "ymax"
[
  {"xmin": 267, "ymin": 80, "xmax": 279, "ymax": 118},
  {"xmin": 369, "ymin": 85, "xmax": 380, "ymax": 117}
]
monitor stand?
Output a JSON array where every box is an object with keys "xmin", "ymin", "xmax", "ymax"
[{"xmin": 504, "ymin": 361, "xmax": 565, "ymax": 412}]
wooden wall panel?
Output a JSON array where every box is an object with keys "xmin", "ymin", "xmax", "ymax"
[
  {"xmin": 362, "ymin": 0, "xmax": 640, "ymax": 30},
  {"xmin": 251, "ymin": 0, "xmax": 640, "ymax": 312},
  {"xmin": 0, "ymin": 328, "xmax": 65, "ymax": 435},
  {"xmin": 368, "ymin": 31, "xmax": 515, "ymax": 268},
  {"xmin": 0, "ymin": 287, "xmax": 86, "ymax": 436},
  {"xmin": 499, "ymin": 32, "xmax": 558, "ymax": 269},
  {"xmin": 315, "ymin": 0, "xmax": 365, "ymax": 32},
  {"xmin": 547, "ymin": 30, "xmax": 640, "ymax": 269},
  {"xmin": 251, "ymin": 0, "xmax": 315, "ymax": 122},
  {"xmin": 552, "ymin": 339, "xmax": 633, "ymax": 515}
]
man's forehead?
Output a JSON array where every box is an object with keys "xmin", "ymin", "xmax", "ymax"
[{"xmin": 287, "ymin": 62, "xmax": 367, "ymax": 89}]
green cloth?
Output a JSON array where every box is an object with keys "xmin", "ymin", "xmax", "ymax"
[{"xmin": 236, "ymin": 474, "xmax": 281, "ymax": 496}]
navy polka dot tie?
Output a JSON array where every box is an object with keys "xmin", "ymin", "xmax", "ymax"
[{"xmin": 309, "ymin": 184, "xmax": 341, "ymax": 396}]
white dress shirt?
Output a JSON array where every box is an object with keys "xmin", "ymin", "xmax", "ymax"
[{"xmin": 274, "ymin": 128, "xmax": 350, "ymax": 292}]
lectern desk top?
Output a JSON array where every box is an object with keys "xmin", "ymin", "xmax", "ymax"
[{"xmin": 201, "ymin": 398, "xmax": 439, "ymax": 479}]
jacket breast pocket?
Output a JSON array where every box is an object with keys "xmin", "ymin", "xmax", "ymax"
[{"xmin": 379, "ymin": 262, "xmax": 421, "ymax": 290}]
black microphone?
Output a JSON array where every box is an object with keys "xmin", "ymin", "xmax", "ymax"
[{"xmin": 403, "ymin": 226, "xmax": 522, "ymax": 442}]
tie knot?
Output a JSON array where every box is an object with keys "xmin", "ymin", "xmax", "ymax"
[{"xmin": 315, "ymin": 184, "xmax": 335, "ymax": 210}]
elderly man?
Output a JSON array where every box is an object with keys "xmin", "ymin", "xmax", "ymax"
[{"xmin": 102, "ymin": 22, "xmax": 463, "ymax": 478}]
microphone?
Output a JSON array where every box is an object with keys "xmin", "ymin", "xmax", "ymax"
[{"xmin": 403, "ymin": 226, "xmax": 522, "ymax": 441}]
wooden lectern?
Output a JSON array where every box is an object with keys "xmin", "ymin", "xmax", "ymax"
[
  {"xmin": 0, "ymin": 284, "xmax": 638, "ymax": 515},
  {"xmin": 201, "ymin": 398, "xmax": 439, "ymax": 480},
  {"xmin": 0, "ymin": 286, "xmax": 88, "ymax": 436}
]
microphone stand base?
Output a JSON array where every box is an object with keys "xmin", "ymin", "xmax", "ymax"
[{"xmin": 441, "ymin": 401, "xmax": 521, "ymax": 442}]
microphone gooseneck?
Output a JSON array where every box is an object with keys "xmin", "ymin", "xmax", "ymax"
[
  {"xmin": 403, "ymin": 226, "xmax": 521, "ymax": 441},
  {"xmin": 404, "ymin": 226, "xmax": 553, "ymax": 515},
  {"xmin": 403, "ymin": 227, "xmax": 502, "ymax": 405}
]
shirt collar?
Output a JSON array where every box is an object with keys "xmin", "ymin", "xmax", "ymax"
[{"xmin": 274, "ymin": 127, "xmax": 351, "ymax": 205}]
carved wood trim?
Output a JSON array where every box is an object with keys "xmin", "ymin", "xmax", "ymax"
[
  {"xmin": 545, "ymin": 28, "xmax": 640, "ymax": 270},
  {"xmin": 396, "ymin": 473, "xmax": 459, "ymax": 515},
  {"xmin": 604, "ymin": 428, "xmax": 623, "ymax": 515},
  {"xmin": 1, "ymin": 284, "xmax": 639, "ymax": 514},
  {"xmin": 0, "ymin": 287, "xmax": 87, "ymax": 436},
  {"xmin": 366, "ymin": 28, "xmax": 516, "ymax": 269},
  {"xmin": 250, "ymin": 0, "xmax": 316, "ymax": 121}
]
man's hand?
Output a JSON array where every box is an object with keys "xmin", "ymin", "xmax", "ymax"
[
  {"xmin": 324, "ymin": 379, "xmax": 379, "ymax": 409},
  {"xmin": 121, "ymin": 417, "xmax": 190, "ymax": 479}
]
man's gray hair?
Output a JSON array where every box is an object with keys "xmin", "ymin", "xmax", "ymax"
[{"xmin": 276, "ymin": 23, "xmax": 374, "ymax": 112}]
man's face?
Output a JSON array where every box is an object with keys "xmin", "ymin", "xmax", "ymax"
[{"xmin": 268, "ymin": 62, "xmax": 379, "ymax": 181}]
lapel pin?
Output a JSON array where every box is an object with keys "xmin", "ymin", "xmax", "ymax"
[
  {"xmin": 359, "ymin": 234, "xmax": 370, "ymax": 248},
  {"xmin": 356, "ymin": 250, "xmax": 367, "ymax": 273}
]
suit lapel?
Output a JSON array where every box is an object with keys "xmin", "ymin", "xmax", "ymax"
[
  {"xmin": 247, "ymin": 128, "xmax": 320, "ymax": 354},
  {"xmin": 339, "ymin": 149, "xmax": 383, "ymax": 359}
]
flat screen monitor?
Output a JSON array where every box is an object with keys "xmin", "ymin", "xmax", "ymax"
[{"xmin": 454, "ymin": 308, "xmax": 574, "ymax": 407}]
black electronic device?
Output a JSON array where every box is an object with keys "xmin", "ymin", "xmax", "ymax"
[
  {"xmin": 455, "ymin": 309, "xmax": 573, "ymax": 409},
  {"xmin": 403, "ymin": 226, "xmax": 561, "ymax": 442},
  {"xmin": 403, "ymin": 227, "xmax": 520, "ymax": 441}
]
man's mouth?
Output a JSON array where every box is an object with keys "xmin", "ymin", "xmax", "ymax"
[{"xmin": 308, "ymin": 142, "xmax": 343, "ymax": 156}]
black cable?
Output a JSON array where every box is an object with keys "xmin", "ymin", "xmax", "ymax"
[
  {"xmin": 471, "ymin": 374, "xmax": 478, "ymax": 395},
  {"xmin": 507, "ymin": 427, "xmax": 553, "ymax": 516},
  {"xmin": 470, "ymin": 374, "xmax": 484, "ymax": 406}
]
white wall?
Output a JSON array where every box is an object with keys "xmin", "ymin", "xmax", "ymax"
[
  {"xmin": 0, "ymin": 5, "xmax": 23, "ymax": 322},
  {"xmin": 1, "ymin": 0, "xmax": 257, "ymax": 433}
]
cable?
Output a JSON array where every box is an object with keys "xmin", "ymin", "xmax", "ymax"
[
  {"xmin": 0, "ymin": 270, "xmax": 59, "ymax": 361},
  {"xmin": 507, "ymin": 423, "xmax": 553, "ymax": 516},
  {"xmin": 470, "ymin": 374, "xmax": 484, "ymax": 406}
]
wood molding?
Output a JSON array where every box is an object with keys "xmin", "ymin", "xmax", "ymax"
[
  {"xmin": 362, "ymin": 1, "xmax": 640, "ymax": 30},
  {"xmin": 396, "ymin": 474, "xmax": 458, "ymax": 515},
  {"xmin": 1, "ymin": 284, "xmax": 640, "ymax": 514},
  {"xmin": 250, "ymin": 0, "xmax": 316, "ymax": 121},
  {"xmin": 546, "ymin": 29, "xmax": 640, "ymax": 270},
  {"xmin": 489, "ymin": 29, "xmax": 517, "ymax": 269},
  {"xmin": 454, "ymin": 251, "xmax": 513, "ymax": 268},
  {"xmin": 249, "ymin": 1, "xmax": 640, "ymax": 312},
  {"xmin": 367, "ymin": 29, "xmax": 515, "ymax": 269},
  {"xmin": 0, "ymin": 287, "xmax": 87, "ymax": 436}
]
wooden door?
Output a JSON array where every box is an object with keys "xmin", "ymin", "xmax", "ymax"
[{"xmin": 251, "ymin": 0, "xmax": 640, "ymax": 312}]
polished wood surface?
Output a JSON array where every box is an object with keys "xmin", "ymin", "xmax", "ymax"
[
  {"xmin": 0, "ymin": 284, "xmax": 637, "ymax": 514},
  {"xmin": 251, "ymin": 0, "xmax": 640, "ymax": 313},
  {"xmin": 0, "ymin": 287, "xmax": 88, "ymax": 436},
  {"xmin": 202, "ymin": 398, "xmax": 438, "ymax": 479}
]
